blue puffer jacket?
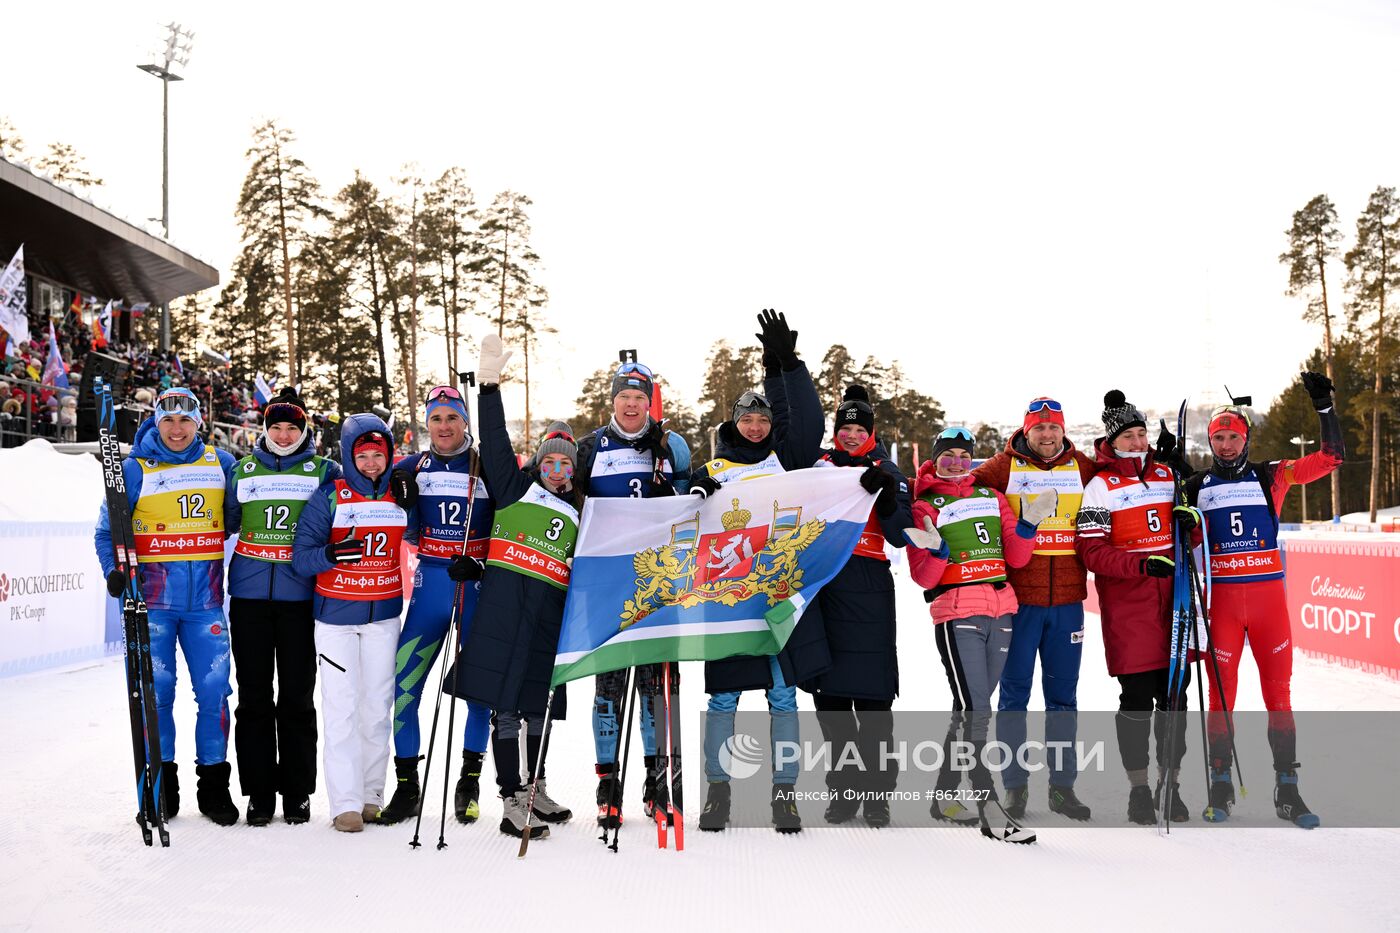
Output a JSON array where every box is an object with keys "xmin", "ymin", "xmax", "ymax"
[
  {"xmin": 94, "ymin": 417, "xmax": 238, "ymax": 612},
  {"xmin": 291, "ymin": 413, "xmax": 416, "ymax": 625},
  {"xmin": 226, "ymin": 437, "xmax": 342, "ymax": 602}
]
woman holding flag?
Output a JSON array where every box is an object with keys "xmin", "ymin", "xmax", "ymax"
[
  {"xmin": 802, "ymin": 384, "xmax": 911, "ymax": 827},
  {"xmin": 450, "ymin": 334, "xmax": 577, "ymax": 839}
]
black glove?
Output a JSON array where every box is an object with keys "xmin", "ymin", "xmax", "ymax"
[
  {"xmin": 447, "ymin": 554, "xmax": 484, "ymax": 582},
  {"xmin": 1173, "ymin": 504, "xmax": 1202, "ymax": 531},
  {"xmin": 649, "ymin": 474, "xmax": 676, "ymax": 497},
  {"xmin": 637, "ymin": 421, "xmax": 670, "ymax": 462},
  {"xmin": 860, "ymin": 465, "xmax": 899, "ymax": 518},
  {"xmin": 761, "ymin": 347, "xmax": 781, "ymax": 378},
  {"xmin": 325, "ymin": 538, "xmax": 364, "ymax": 564},
  {"xmin": 106, "ymin": 569, "xmax": 128, "ymax": 598},
  {"xmin": 388, "ymin": 469, "xmax": 418, "ymax": 510},
  {"xmin": 755, "ymin": 309, "xmax": 799, "ymax": 370},
  {"xmin": 690, "ymin": 474, "xmax": 723, "ymax": 499},
  {"xmin": 1140, "ymin": 555, "xmax": 1175, "ymax": 578},
  {"xmin": 1301, "ymin": 371, "xmax": 1335, "ymax": 411},
  {"xmin": 1155, "ymin": 418, "xmax": 1177, "ymax": 462}
]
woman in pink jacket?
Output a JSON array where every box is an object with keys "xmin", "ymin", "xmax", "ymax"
[{"xmin": 907, "ymin": 427, "xmax": 1057, "ymax": 844}]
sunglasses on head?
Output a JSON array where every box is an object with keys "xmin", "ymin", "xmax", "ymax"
[
  {"xmin": 1027, "ymin": 398, "xmax": 1062, "ymax": 413},
  {"xmin": 938, "ymin": 426, "xmax": 975, "ymax": 442},
  {"xmin": 426, "ymin": 385, "xmax": 464, "ymax": 403}
]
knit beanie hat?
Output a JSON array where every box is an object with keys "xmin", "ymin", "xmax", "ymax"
[
  {"xmin": 930, "ymin": 426, "xmax": 975, "ymax": 461},
  {"xmin": 536, "ymin": 421, "xmax": 577, "ymax": 463},
  {"xmin": 835, "ymin": 385, "xmax": 874, "ymax": 433},
  {"xmin": 1101, "ymin": 390, "xmax": 1146, "ymax": 442},
  {"xmin": 353, "ymin": 430, "xmax": 392, "ymax": 460},
  {"xmin": 262, "ymin": 387, "xmax": 308, "ymax": 431},
  {"xmin": 611, "ymin": 364, "xmax": 654, "ymax": 402}
]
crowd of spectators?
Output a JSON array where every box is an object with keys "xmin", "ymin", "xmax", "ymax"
[{"xmin": 1, "ymin": 309, "xmax": 267, "ymax": 452}]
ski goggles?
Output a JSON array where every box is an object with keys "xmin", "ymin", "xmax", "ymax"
[
  {"xmin": 1026, "ymin": 398, "xmax": 1062, "ymax": 413},
  {"xmin": 155, "ymin": 390, "xmax": 199, "ymax": 414},
  {"xmin": 426, "ymin": 385, "xmax": 465, "ymax": 404},
  {"xmin": 937, "ymin": 427, "xmax": 975, "ymax": 443},
  {"xmin": 615, "ymin": 361, "xmax": 654, "ymax": 379}
]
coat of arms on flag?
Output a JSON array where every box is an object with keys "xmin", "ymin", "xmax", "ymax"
[
  {"xmin": 622, "ymin": 498, "xmax": 819, "ymax": 627},
  {"xmin": 552, "ymin": 469, "xmax": 876, "ymax": 685}
]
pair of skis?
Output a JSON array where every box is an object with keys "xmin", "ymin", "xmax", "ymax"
[
  {"xmin": 649, "ymin": 662, "xmax": 684, "ymax": 850},
  {"xmin": 1160, "ymin": 399, "xmax": 1245, "ymax": 834},
  {"xmin": 94, "ymin": 378, "xmax": 169, "ymax": 847}
]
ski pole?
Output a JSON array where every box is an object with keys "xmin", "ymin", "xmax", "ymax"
[
  {"xmin": 1187, "ymin": 559, "xmax": 1247, "ymax": 798},
  {"xmin": 517, "ymin": 688, "xmax": 557, "ymax": 858},
  {"xmin": 608, "ymin": 669, "xmax": 639, "ymax": 852},
  {"xmin": 409, "ymin": 371, "xmax": 480, "ymax": 849}
]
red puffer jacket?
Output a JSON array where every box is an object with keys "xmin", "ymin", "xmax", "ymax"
[
  {"xmin": 1074, "ymin": 438, "xmax": 1179, "ymax": 677},
  {"xmin": 972, "ymin": 431, "xmax": 1097, "ymax": 607}
]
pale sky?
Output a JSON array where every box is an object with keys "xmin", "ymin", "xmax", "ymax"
[{"xmin": 5, "ymin": 0, "xmax": 1398, "ymax": 435}]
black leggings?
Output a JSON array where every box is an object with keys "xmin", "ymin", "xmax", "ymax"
[
  {"xmin": 1115, "ymin": 667, "xmax": 1190, "ymax": 775},
  {"xmin": 813, "ymin": 694, "xmax": 895, "ymax": 793}
]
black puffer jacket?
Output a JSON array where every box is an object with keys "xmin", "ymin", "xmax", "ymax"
[
  {"xmin": 448, "ymin": 386, "xmax": 570, "ymax": 718},
  {"xmin": 798, "ymin": 441, "xmax": 911, "ymax": 702},
  {"xmin": 697, "ymin": 362, "xmax": 832, "ymax": 694}
]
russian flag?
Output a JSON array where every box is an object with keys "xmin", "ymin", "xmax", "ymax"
[
  {"xmin": 254, "ymin": 374, "xmax": 276, "ymax": 406},
  {"xmin": 43, "ymin": 321, "xmax": 70, "ymax": 389},
  {"xmin": 172, "ymin": 352, "xmax": 185, "ymax": 376}
]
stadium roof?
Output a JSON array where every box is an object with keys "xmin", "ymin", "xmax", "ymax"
[{"xmin": 0, "ymin": 158, "xmax": 218, "ymax": 305}]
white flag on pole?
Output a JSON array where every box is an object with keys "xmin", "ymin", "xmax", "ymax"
[{"xmin": 0, "ymin": 245, "xmax": 30, "ymax": 344}]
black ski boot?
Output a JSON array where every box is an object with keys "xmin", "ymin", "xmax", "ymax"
[
  {"xmin": 595, "ymin": 762, "xmax": 623, "ymax": 828},
  {"xmin": 454, "ymin": 751, "xmax": 483, "ymax": 824},
  {"xmin": 642, "ymin": 755, "xmax": 663, "ymax": 819},
  {"xmin": 772, "ymin": 783, "xmax": 802, "ymax": 834},
  {"xmin": 246, "ymin": 793, "xmax": 276, "ymax": 827},
  {"xmin": 1154, "ymin": 780, "xmax": 1190, "ymax": 823},
  {"xmin": 1204, "ymin": 768, "xmax": 1234, "ymax": 823},
  {"xmin": 283, "ymin": 794, "xmax": 310, "ymax": 824},
  {"xmin": 1004, "ymin": 785, "xmax": 1029, "ymax": 819},
  {"xmin": 1049, "ymin": 784, "xmax": 1091, "ymax": 821},
  {"xmin": 864, "ymin": 796, "xmax": 891, "ymax": 828},
  {"xmin": 195, "ymin": 762, "xmax": 239, "ymax": 827},
  {"xmin": 824, "ymin": 787, "xmax": 861, "ymax": 824},
  {"xmin": 699, "ymin": 781, "xmax": 731, "ymax": 832},
  {"xmin": 1127, "ymin": 785, "xmax": 1155, "ymax": 825},
  {"xmin": 377, "ymin": 756, "xmax": 423, "ymax": 825},
  {"xmin": 1275, "ymin": 767, "xmax": 1320, "ymax": 829},
  {"xmin": 161, "ymin": 761, "xmax": 180, "ymax": 818}
]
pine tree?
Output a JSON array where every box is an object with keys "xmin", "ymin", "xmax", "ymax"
[
  {"xmin": 816, "ymin": 344, "xmax": 857, "ymax": 415},
  {"xmin": 697, "ymin": 340, "xmax": 763, "ymax": 432},
  {"xmin": 422, "ymin": 167, "xmax": 481, "ymax": 380},
  {"xmin": 333, "ymin": 172, "xmax": 401, "ymax": 408},
  {"xmin": 1281, "ymin": 193, "xmax": 1344, "ymax": 518},
  {"xmin": 973, "ymin": 423, "xmax": 1003, "ymax": 459},
  {"xmin": 296, "ymin": 235, "xmax": 382, "ymax": 418},
  {"xmin": 236, "ymin": 121, "xmax": 327, "ymax": 383},
  {"xmin": 1343, "ymin": 185, "xmax": 1400, "ymax": 522},
  {"xmin": 34, "ymin": 142, "xmax": 103, "ymax": 189},
  {"xmin": 475, "ymin": 191, "xmax": 541, "ymax": 337},
  {"xmin": 573, "ymin": 366, "xmax": 615, "ymax": 434}
]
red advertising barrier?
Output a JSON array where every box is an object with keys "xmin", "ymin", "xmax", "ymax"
[
  {"xmin": 1082, "ymin": 534, "xmax": 1400, "ymax": 680},
  {"xmin": 1281, "ymin": 534, "xmax": 1400, "ymax": 680}
]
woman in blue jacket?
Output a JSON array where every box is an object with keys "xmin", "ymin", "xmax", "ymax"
[{"xmin": 291, "ymin": 414, "xmax": 412, "ymax": 833}]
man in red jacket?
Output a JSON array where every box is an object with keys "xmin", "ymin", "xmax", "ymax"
[
  {"xmin": 973, "ymin": 398, "xmax": 1096, "ymax": 821},
  {"xmin": 1075, "ymin": 390, "xmax": 1199, "ymax": 825}
]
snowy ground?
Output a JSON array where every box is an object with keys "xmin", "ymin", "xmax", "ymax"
[{"xmin": 4, "ymin": 567, "xmax": 1400, "ymax": 933}]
